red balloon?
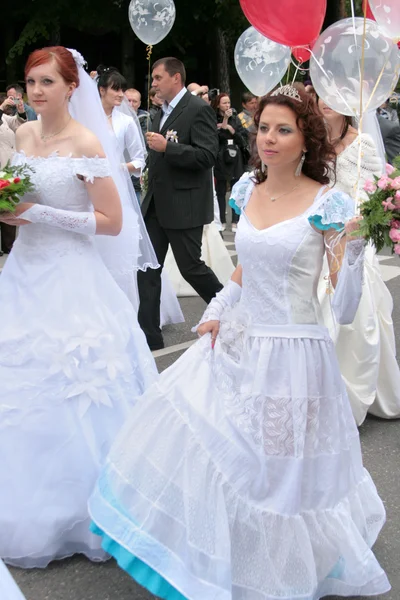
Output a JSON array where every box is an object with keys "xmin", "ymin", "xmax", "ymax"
[
  {"xmin": 292, "ymin": 45, "xmax": 312, "ymax": 64},
  {"xmin": 362, "ymin": 0, "xmax": 375, "ymax": 20},
  {"xmin": 239, "ymin": 0, "xmax": 327, "ymax": 47}
]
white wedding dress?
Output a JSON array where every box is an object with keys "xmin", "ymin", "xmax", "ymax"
[
  {"xmin": 0, "ymin": 561, "xmax": 26, "ymax": 600},
  {"xmin": 164, "ymin": 221, "xmax": 235, "ymax": 297},
  {"xmin": 89, "ymin": 182, "xmax": 389, "ymax": 600},
  {"xmin": 319, "ymin": 133, "xmax": 400, "ymax": 425},
  {"xmin": 0, "ymin": 152, "xmax": 158, "ymax": 568}
]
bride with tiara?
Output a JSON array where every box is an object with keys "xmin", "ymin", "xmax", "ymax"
[
  {"xmin": 90, "ymin": 85, "xmax": 389, "ymax": 600},
  {"xmin": 317, "ymin": 99, "xmax": 400, "ymax": 425},
  {"xmin": 0, "ymin": 46, "xmax": 158, "ymax": 568}
]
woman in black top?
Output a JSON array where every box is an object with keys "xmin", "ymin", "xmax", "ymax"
[{"xmin": 212, "ymin": 93, "xmax": 248, "ymax": 231}]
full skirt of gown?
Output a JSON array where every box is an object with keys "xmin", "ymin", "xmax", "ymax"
[
  {"xmin": 164, "ymin": 222, "xmax": 235, "ymax": 297},
  {"xmin": 0, "ymin": 233, "xmax": 158, "ymax": 568},
  {"xmin": 89, "ymin": 305, "xmax": 390, "ymax": 600},
  {"xmin": 319, "ymin": 244, "xmax": 400, "ymax": 425}
]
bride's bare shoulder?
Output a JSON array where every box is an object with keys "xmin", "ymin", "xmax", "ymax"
[
  {"xmin": 15, "ymin": 121, "xmax": 39, "ymax": 150},
  {"xmin": 71, "ymin": 121, "xmax": 105, "ymax": 159}
]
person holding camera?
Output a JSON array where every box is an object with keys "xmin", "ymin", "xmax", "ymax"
[
  {"xmin": 212, "ymin": 93, "xmax": 247, "ymax": 232},
  {"xmin": 0, "ymin": 94, "xmax": 27, "ymax": 254},
  {"xmin": 6, "ymin": 84, "xmax": 36, "ymax": 121}
]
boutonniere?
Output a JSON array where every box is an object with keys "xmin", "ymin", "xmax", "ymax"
[{"xmin": 166, "ymin": 130, "xmax": 179, "ymax": 143}]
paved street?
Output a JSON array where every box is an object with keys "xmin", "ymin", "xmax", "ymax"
[{"xmin": 5, "ymin": 234, "xmax": 400, "ymax": 600}]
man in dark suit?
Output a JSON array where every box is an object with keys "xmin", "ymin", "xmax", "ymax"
[
  {"xmin": 377, "ymin": 113, "xmax": 400, "ymax": 165},
  {"xmin": 138, "ymin": 57, "xmax": 223, "ymax": 350}
]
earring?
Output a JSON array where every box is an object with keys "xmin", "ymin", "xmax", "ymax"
[
  {"xmin": 295, "ymin": 152, "xmax": 306, "ymax": 177},
  {"xmin": 261, "ymin": 162, "xmax": 266, "ymax": 174}
]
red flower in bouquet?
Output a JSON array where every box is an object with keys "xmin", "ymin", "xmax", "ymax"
[{"xmin": 0, "ymin": 163, "xmax": 34, "ymax": 213}]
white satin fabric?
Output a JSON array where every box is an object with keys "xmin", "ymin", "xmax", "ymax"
[
  {"xmin": 319, "ymin": 134, "xmax": 400, "ymax": 425},
  {"xmin": 0, "ymin": 561, "xmax": 26, "ymax": 600},
  {"xmin": 164, "ymin": 222, "xmax": 235, "ymax": 297}
]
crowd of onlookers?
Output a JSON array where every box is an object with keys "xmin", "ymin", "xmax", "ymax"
[{"xmin": 1, "ymin": 70, "xmax": 400, "ymax": 253}]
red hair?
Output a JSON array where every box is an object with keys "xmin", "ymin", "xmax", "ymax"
[
  {"xmin": 211, "ymin": 93, "xmax": 229, "ymax": 112},
  {"xmin": 25, "ymin": 46, "xmax": 79, "ymax": 88}
]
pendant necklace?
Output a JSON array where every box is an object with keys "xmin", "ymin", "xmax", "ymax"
[
  {"xmin": 40, "ymin": 116, "xmax": 71, "ymax": 142},
  {"xmin": 266, "ymin": 184, "xmax": 300, "ymax": 202}
]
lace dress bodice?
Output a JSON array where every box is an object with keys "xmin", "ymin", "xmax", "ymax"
[
  {"xmin": 12, "ymin": 152, "xmax": 111, "ymax": 258},
  {"xmin": 235, "ymin": 183, "xmax": 354, "ymax": 327}
]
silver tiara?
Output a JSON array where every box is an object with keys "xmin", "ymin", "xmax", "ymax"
[{"xmin": 271, "ymin": 84, "xmax": 302, "ymax": 103}]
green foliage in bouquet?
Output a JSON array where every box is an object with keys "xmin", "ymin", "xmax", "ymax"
[
  {"xmin": 0, "ymin": 162, "xmax": 35, "ymax": 213},
  {"xmin": 358, "ymin": 159, "xmax": 400, "ymax": 254}
]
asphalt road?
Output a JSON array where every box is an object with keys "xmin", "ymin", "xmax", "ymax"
[{"xmin": 6, "ymin": 234, "xmax": 400, "ymax": 600}]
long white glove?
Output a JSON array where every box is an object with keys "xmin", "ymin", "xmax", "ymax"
[
  {"xmin": 20, "ymin": 204, "xmax": 96, "ymax": 236},
  {"xmin": 331, "ymin": 239, "xmax": 366, "ymax": 325},
  {"xmin": 192, "ymin": 280, "xmax": 242, "ymax": 331}
]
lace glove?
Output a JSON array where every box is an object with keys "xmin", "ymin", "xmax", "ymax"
[
  {"xmin": 19, "ymin": 204, "xmax": 96, "ymax": 236},
  {"xmin": 191, "ymin": 280, "xmax": 242, "ymax": 332},
  {"xmin": 331, "ymin": 238, "xmax": 366, "ymax": 325}
]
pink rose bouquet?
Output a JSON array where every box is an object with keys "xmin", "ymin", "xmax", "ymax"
[{"xmin": 359, "ymin": 157, "xmax": 400, "ymax": 254}]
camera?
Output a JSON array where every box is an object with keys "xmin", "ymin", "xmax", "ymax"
[{"xmin": 208, "ymin": 88, "xmax": 220, "ymax": 102}]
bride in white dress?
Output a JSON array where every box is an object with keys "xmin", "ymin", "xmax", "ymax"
[
  {"xmin": 0, "ymin": 46, "xmax": 158, "ymax": 568},
  {"xmin": 89, "ymin": 87, "xmax": 389, "ymax": 600},
  {"xmin": 96, "ymin": 64, "xmax": 184, "ymax": 325},
  {"xmin": 318, "ymin": 99, "xmax": 400, "ymax": 425}
]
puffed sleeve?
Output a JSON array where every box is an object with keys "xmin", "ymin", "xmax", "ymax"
[
  {"xmin": 228, "ymin": 171, "xmax": 255, "ymax": 215},
  {"xmin": 308, "ymin": 190, "xmax": 355, "ymax": 232}
]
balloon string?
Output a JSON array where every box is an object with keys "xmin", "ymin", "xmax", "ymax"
[
  {"xmin": 146, "ymin": 44, "xmax": 153, "ymax": 131},
  {"xmin": 354, "ymin": 1, "xmax": 368, "ymax": 209}
]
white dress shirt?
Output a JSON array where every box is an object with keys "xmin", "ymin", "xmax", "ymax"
[{"xmin": 159, "ymin": 87, "xmax": 187, "ymax": 130}]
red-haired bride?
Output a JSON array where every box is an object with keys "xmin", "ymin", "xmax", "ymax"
[{"xmin": 0, "ymin": 47, "xmax": 158, "ymax": 568}]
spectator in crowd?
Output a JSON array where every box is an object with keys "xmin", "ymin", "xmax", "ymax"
[
  {"xmin": 378, "ymin": 111, "xmax": 400, "ymax": 164},
  {"xmin": 237, "ymin": 91, "xmax": 257, "ymax": 130},
  {"xmin": 148, "ymin": 87, "xmax": 163, "ymax": 121},
  {"xmin": 378, "ymin": 98, "xmax": 399, "ymax": 125},
  {"xmin": 125, "ymin": 88, "xmax": 150, "ymax": 138},
  {"xmin": 6, "ymin": 84, "xmax": 36, "ymax": 121},
  {"xmin": 0, "ymin": 93, "xmax": 27, "ymax": 254},
  {"xmin": 212, "ymin": 93, "xmax": 248, "ymax": 232},
  {"xmin": 237, "ymin": 91, "xmax": 258, "ymax": 171}
]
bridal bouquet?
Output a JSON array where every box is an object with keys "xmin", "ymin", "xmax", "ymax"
[
  {"xmin": 359, "ymin": 158, "xmax": 400, "ymax": 254},
  {"xmin": 0, "ymin": 162, "xmax": 34, "ymax": 213}
]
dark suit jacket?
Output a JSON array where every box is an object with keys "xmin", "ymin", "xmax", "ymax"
[
  {"xmin": 378, "ymin": 115, "xmax": 400, "ymax": 164},
  {"xmin": 142, "ymin": 91, "xmax": 218, "ymax": 230}
]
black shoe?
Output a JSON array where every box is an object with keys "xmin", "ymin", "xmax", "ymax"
[{"xmin": 0, "ymin": 251, "xmax": 3, "ymax": 257}]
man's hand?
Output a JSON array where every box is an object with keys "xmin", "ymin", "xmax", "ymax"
[
  {"xmin": 16, "ymin": 99, "xmax": 25, "ymax": 115},
  {"xmin": 146, "ymin": 132, "xmax": 168, "ymax": 153},
  {"xmin": 0, "ymin": 97, "xmax": 15, "ymax": 112}
]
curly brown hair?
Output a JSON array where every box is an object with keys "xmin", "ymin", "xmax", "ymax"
[{"xmin": 251, "ymin": 88, "xmax": 336, "ymax": 185}]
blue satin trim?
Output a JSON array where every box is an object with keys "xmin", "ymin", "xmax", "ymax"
[
  {"xmin": 229, "ymin": 198, "xmax": 242, "ymax": 215},
  {"xmin": 308, "ymin": 215, "xmax": 344, "ymax": 231},
  {"xmin": 90, "ymin": 522, "xmax": 188, "ymax": 600}
]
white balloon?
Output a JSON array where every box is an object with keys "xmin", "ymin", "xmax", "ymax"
[
  {"xmin": 310, "ymin": 17, "xmax": 400, "ymax": 116},
  {"xmin": 128, "ymin": 0, "xmax": 176, "ymax": 46},
  {"xmin": 234, "ymin": 27, "xmax": 291, "ymax": 97},
  {"xmin": 369, "ymin": 0, "xmax": 400, "ymax": 42}
]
